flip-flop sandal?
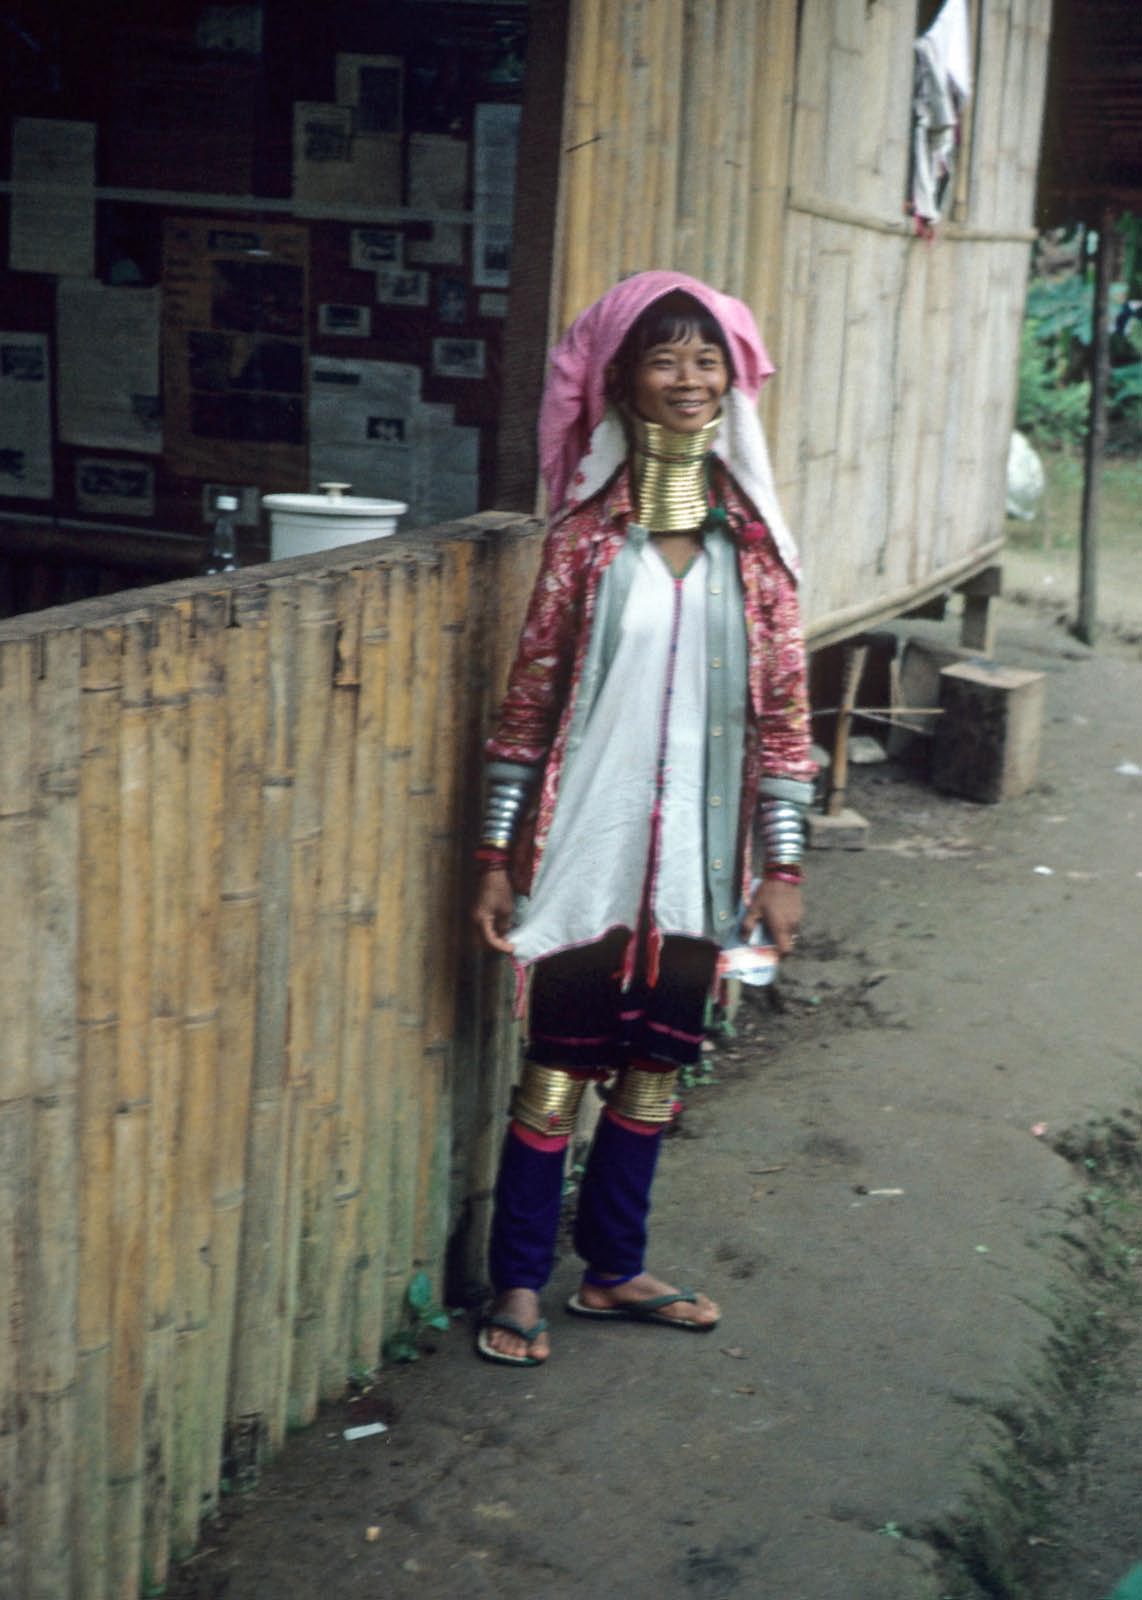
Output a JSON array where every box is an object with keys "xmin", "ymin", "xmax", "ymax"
[
  {"xmin": 476, "ymin": 1313, "xmax": 550, "ymax": 1367},
  {"xmin": 564, "ymin": 1288, "xmax": 718, "ymax": 1332}
]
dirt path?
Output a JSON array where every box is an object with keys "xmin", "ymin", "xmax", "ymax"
[{"xmin": 167, "ymin": 597, "xmax": 1142, "ymax": 1600}]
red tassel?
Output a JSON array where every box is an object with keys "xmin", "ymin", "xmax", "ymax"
[{"xmin": 646, "ymin": 924, "xmax": 663, "ymax": 989}]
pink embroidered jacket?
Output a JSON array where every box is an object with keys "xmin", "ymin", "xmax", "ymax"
[{"xmin": 486, "ymin": 463, "xmax": 816, "ymax": 899}]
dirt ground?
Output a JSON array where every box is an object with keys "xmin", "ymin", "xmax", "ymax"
[{"xmin": 166, "ymin": 583, "xmax": 1142, "ymax": 1600}]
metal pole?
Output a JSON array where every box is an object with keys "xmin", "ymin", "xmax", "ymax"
[{"xmin": 1076, "ymin": 206, "xmax": 1115, "ymax": 646}]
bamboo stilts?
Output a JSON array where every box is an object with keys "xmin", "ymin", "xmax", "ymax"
[
  {"xmin": 76, "ymin": 624, "xmax": 125, "ymax": 1600},
  {"xmin": 26, "ymin": 627, "xmax": 82, "ymax": 1600}
]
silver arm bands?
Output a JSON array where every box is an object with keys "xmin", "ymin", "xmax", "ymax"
[
  {"xmin": 757, "ymin": 798, "xmax": 806, "ymax": 867},
  {"xmin": 480, "ymin": 779, "xmax": 530, "ymax": 850}
]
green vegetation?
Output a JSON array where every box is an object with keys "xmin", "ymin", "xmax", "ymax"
[{"xmin": 1017, "ymin": 218, "xmax": 1142, "ymax": 453}]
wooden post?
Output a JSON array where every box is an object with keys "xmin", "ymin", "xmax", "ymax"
[{"xmin": 1076, "ymin": 207, "xmax": 1116, "ymax": 647}]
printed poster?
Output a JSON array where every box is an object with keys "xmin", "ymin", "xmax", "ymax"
[
  {"xmin": 57, "ymin": 282, "xmax": 163, "ymax": 452},
  {"xmin": 0, "ymin": 333, "xmax": 53, "ymax": 499},
  {"xmin": 9, "ymin": 117, "xmax": 96, "ymax": 278},
  {"xmin": 162, "ymin": 218, "xmax": 309, "ymax": 484}
]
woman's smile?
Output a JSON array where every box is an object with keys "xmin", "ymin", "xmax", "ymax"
[{"xmin": 631, "ymin": 332, "xmax": 729, "ymax": 433}]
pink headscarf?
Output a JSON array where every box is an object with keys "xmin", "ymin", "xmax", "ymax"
[{"xmin": 539, "ymin": 271, "xmax": 776, "ymax": 517}]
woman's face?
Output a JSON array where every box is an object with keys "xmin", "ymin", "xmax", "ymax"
[{"xmin": 630, "ymin": 331, "xmax": 729, "ymax": 433}]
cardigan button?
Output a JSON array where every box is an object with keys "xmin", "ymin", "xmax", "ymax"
[
  {"xmin": 710, "ymin": 657, "xmax": 722, "ymax": 669},
  {"xmin": 711, "ymin": 858, "xmax": 723, "ymax": 870},
  {"xmin": 711, "ymin": 724, "xmax": 723, "ymax": 737},
  {"xmin": 709, "ymin": 794, "xmax": 722, "ymax": 808},
  {"xmin": 709, "ymin": 583, "xmax": 722, "ymax": 596}
]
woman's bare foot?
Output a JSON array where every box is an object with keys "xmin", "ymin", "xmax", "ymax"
[
  {"xmin": 577, "ymin": 1271, "xmax": 720, "ymax": 1327},
  {"xmin": 483, "ymin": 1287, "xmax": 551, "ymax": 1362}
]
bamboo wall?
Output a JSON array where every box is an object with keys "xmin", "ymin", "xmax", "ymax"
[
  {"xmin": 550, "ymin": 0, "xmax": 1053, "ymax": 643},
  {"xmin": 0, "ymin": 515, "xmax": 538, "ymax": 1600}
]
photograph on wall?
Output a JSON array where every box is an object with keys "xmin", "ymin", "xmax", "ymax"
[
  {"xmin": 477, "ymin": 291, "xmax": 508, "ymax": 319},
  {"xmin": 318, "ymin": 303, "xmax": 372, "ymax": 338},
  {"xmin": 162, "ymin": 218, "xmax": 308, "ymax": 484},
  {"xmin": 0, "ymin": 333, "xmax": 53, "ymax": 499},
  {"xmin": 350, "ymin": 227, "xmax": 403, "ymax": 271},
  {"xmin": 376, "ymin": 267, "xmax": 429, "ymax": 308},
  {"xmin": 431, "ymin": 337, "xmax": 486, "ymax": 381},
  {"xmin": 437, "ymin": 276, "xmax": 468, "ymax": 325},
  {"xmin": 294, "ymin": 105, "xmax": 400, "ymax": 206},
  {"xmin": 335, "ymin": 53, "xmax": 403, "ymax": 135},
  {"xmin": 74, "ymin": 457, "xmax": 155, "ymax": 518}
]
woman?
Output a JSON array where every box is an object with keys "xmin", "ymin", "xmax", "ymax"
[{"xmin": 472, "ymin": 271, "xmax": 815, "ymax": 1366}]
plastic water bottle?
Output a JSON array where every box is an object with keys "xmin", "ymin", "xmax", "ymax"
[{"xmin": 203, "ymin": 494, "xmax": 241, "ymax": 574}]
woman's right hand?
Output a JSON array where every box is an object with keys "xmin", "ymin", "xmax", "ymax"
[{"xmin": 472, "ymin": 868, "xmax": 516, "ymax": 954}]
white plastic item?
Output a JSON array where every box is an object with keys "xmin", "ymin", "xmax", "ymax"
[{"xmin": 262, "ymin": 482, "xmax": 408, "ymax": 560}]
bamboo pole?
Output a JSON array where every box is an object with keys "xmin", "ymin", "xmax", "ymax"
[
  {"xmin": 589, "ymin": 0, "xmax": 622, "ymax": 305},
  {"xmin": 166, "ymin": 593, "xmax": 227, "ymax": 1558},
  {"xmin": 26, "ymin": 627, "xmax": 82, "ymax": 1600},
  {"xmin": 329, "ymin": 565, "xmax": 388, "ymax": 1374},
  {"xmin": 373, "ymin": 563, "xmax": 416, "ymax": 1339},
  {"xmin": 747, "ymin": 0, "xmax": 798, "ymax": 432},
  {"xmin": 140, "ymin": 602, "xmax": 191, "ymax": 1592},
  {"xmin": 299, "ymin": 572, "xmax": 360, "ymax": 1409},
  {"xmin": 107, "ymin": 617, "xmax": 152, "ymax": 1598},
  {"xmin": 279, "ymin": 575, "xmax": 339, "ymax": 1431},
  {"xmin": 409, "ymin": 560, "xmax": 448, "ymax": 1290},
  {"xmin": 559, "ymin": 0, "xmax": 601, "ymax": 331},
  {"xmin": 0, "ymin": 637, "xmax": 36, "ymax": 1598},
  {"xmin": 205, "ymin": 585, "xmax": 269, "ymax": 1496},
  {"xmin": 653, "ymin": 0, "xmax": 684, "ymax": 268},
  {"xmin": 229, "ymin": 584, "xmax": 297, "ymax": 1462},
  {"xmin": 76, "ymin": 624, "xmax": 125, "ymax": 1600}
]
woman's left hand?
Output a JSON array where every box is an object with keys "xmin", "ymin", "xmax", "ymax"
[{"xmin": 741, "ymin": 877, "xmax": 802, "ymax": 958}]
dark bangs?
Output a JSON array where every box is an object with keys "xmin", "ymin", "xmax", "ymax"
[{"xmin": 609, "ymin": 290, "xmax": 734, "ymax": 404}]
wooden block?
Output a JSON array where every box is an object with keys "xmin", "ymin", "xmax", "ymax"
[
  {"xmin": 806, "ymin": 808, "xmax": 870, "ymax": 850},
  {"xmin": 933, "ymin": 661, "xmax": 1045, "ymax": 803}
]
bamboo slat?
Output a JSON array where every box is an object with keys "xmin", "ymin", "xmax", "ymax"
[
  {"xmin": 0, "ymin": 637, "xmax": 36, "ymax": 1598},
  {"xmin": 359, "ymin": 563, "xmax": 411, "ymax": 1346},
  {"xmin": 746, "ymin": 0, "xmax": 798, "ymax": 422},
  {"xmin": 168, "ymin": 594, "xmax": 226, "ymax": 1556},
  {"xmin": 277, "ymin": 576, "xmax": 338, "ymax": 1432},
  {"xmin": 559, "ymin": 0, "xmax": 601, "ymax": 331},
  {"xmin": 675, "ymin": 0, "xmax": 715, "ymax": 276},
  {"xmin": 76, "ymin": 624, "xmax": 125, "ymax": 1600},
  {"xmin": 618, "ymin": 0, "xmax": 651, "ymax": 278},
  {"xmin": 107, "ymin": 618, "xmax": 152, "ymax": 1597},
  {"xmin": 296, "ymin": 573, "xmax": 360, "ymax": 1411},
  {"xmin": 652, "ymin": 0, "xmax": 684, "ymax": 270},
  {"xmin": 141, "ymin": 603, "xmax": 191, "ymax": 1592},
  {"xmin": 230, "ymin": 584, "xmax": 297, "ymax": 1461},
  {"xmin": 26, "ymin": 628, "xmax": 81, "ymax": 1600},
  {"xmin": 204, "ymin": 586, "xmax": 269, "ymax": 1497}
]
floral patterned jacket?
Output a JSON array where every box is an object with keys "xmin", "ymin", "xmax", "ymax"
[{"xmin": 486, "ymin": 462, "xmax": 816, "ymax": 900}]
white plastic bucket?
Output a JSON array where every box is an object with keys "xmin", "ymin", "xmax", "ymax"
[{"xmin": 262, "ymin": 483, "xmax": 408, "ymax": 560}]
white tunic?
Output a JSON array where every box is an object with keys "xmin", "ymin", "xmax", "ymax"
[{"xmin": 510, "ymin": 542, "xmax": 710, "ymax": 967}]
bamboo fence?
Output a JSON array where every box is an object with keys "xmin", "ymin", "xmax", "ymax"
[
  {"xmin": 549, "ymin": 0, "xmax": 1052, "ymax": 642},
  {"xmin": 0, "ymin": 515, "xmax": 540, "ymax": 1598}
]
